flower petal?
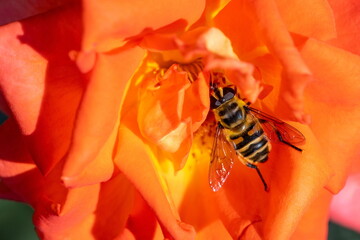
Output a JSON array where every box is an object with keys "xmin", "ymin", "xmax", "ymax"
[
  {"xmin": 82, "ymin": 0, "xmax": 206, "ymax": 52},
  {"xmin": 62, "ymin": 46, "xmax": 145, "ymax": 187},
  {"xmin": 330, "ymin": 174, "xmax": 360, "ymax": 232},
  {"xmin": 0, "ymin": 115, "xmax": 45, "ymax": 205},
  {"xmin": 217, "ymin": 125, "xmax": 332, "ymax": 239},
  {"xmin": 0, "ymin": 3, "xmax": 84, "ymax": 175},
  {"xmin": 0, "ymin": 115, "xmax": 100, "ymax": 239},
  {"xmin": 213, "ymin": 0, "xmax": 265, "ymax": 60},
  {"xmin": 175, "ymin": 27, "xmax": 260, "ymax": 102},
  {"xmin": 275, "ymin": 0, "xmax": 336, "ymax": 40},
  {"xmin": 137, "ymin": 62, "xmax": 209, "ymax": 169},
  {"xmin": 91, "ymin": 173, "xmax": 135, "ymax": 239},
  {"xmin": 301, "ymin": 39, "xmax": 360, "ymax": 192},
  {"xmin": 0, "ymin": 0, "xmax": 72, "ymax": 26},
  {"xmin": 34, "ymin": 182, "xmax": 100, "ymax": 240},
  {"xmin": 327, "ymin": 0, "xmax": 360, "ymax": 55},
  {"xmin": 125, "ymin": 192, "xmax": 158, "ymax": 239},
  {"xmin": 215, "ymin": 0, "xmax": 313, "ymax": 123},
  {"xmin": 171, "ymin": 148, "xmax": 232, "ymax": 239},
  {"xmin": 115, "ymin": 125, "xmax": 196, "ymax": 240},
  {"xmin": 251, "ymin": 0, "xmax": 313, "ymax": 124}
]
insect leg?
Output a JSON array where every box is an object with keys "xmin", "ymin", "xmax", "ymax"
[
  {"xmin": 274, "ymin": 130, "xmax": 303, "ymax": 152},
  {"xmin": 246, "ymin": 163, "xmax": 269, "ymax": 192},
  {"xmin": 255, "ymin": 167, "xmax": 269, "ymax": 192}
]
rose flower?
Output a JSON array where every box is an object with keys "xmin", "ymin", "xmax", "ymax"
[{"xmin": 0, "ymin": 0, "xmax": 360, "ymax": 239}]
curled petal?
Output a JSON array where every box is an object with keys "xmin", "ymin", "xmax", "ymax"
[
  {"xmin": 62, "ymin": 47, "xmax": 145, "ymax": 187},
  {"xmin": 175, "ymin": 27, "xmax": 238, "ymax": 61},
  {"xmin": 138, "ymin": 64, "xmax": 209, "ymax": 169},
  {"xmin": 0, "ymin": 3, "xmax": 84, "ymax": 175},
  {"xmin": 250, "ymin": 0, "xmax": 313, "ymax": 124},
  {"xmin": 175, "ymin": 27, "xmax": 261, "ymax": 102}
]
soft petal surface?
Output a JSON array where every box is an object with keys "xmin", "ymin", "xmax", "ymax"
[
  {"xmin": 301, "ymin": 39, "xmax": 360, "ymax": 192},
  {"xmin": 215, "ymin": 126, "xmax": 331, "ymax": 239},
  {"xmin": 0, "ymin": 113, "xmax": 45, "ymax": 205},
  {"xmin": 0, "ymin": 0, "xmax": 72, "ymax": 26},
  {"xmin": 0, "ymin": 3, "xmax": 83, "ymax": 175},
  {"xmin": 82, "ymin": 0, "xmax": 206, "ymax": 52},
  {"xmin": 62, "ymin": 46, "xmax": 145, "ymax": 187},
  {"xmin": 0, "ymin": 108, "xmax": 101, "ymax": 240},
  {"xmin": 162, "ymin": 132, "xmax": 233, "ymax": 239},
  {"xmin": 115, "ymin": 123, "xmax": 195, "ymax": 240},
  {"xmin": 330, "ymin": 174, "xmax": 360, "ymax": 233},
  {"xmin": 327, "ymin": 0, "xmax": 360, "ymax": 55},
  {"xmin": 275, "ymin": 0, "xmax": 336, "ymax": 40},
  {"xmin": 214, "ymin": 0, "xmax": 313, "ymax": 124}
]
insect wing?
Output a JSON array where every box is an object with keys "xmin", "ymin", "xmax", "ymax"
[
  {"xmin": 246, "ymin": 106, "xmax": 306, "ymax": 145},
  {"xmin": 209, "ymin": 125, "xmax": 236, "ymax": 192}
]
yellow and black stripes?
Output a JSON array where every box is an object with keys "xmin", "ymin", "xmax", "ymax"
[
  {"xmin": 212, "ymin": 91, "xmax": 271, "ymax": 166},
  {"xmin": 213, "ymin": 97, "xmax": 246, "ymax": 129}
]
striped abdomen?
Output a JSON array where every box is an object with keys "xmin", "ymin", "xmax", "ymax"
[{"xmin": 214, "ymin": 97, "xmax": 271, "ymax": 165}]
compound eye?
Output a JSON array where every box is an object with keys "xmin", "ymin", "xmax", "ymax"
[
  {"xmin": 210, "ymin": 96, "xmax": 221, "ymax": 109},
  {"xmin": 222, "ymin": 87, "xmax": 235, "ymax": 102}
]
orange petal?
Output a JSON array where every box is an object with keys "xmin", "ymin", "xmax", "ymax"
[
  {"xmin": 251, "ymin": 0, "xmax": 313, "ymax": 124},
  {"xmin": 301, "ymin": 39, "xmax": 360, "ymax": 192},
  {"xmin": 137, "ymin": 65, "xmax": 191, "ymax": 152},
  {"xmin": 217, "ymin": 125, "xmax": 332, "ymax": 239},
  {"xmin": 327, "ymin": 0, "xmax": 360, "ymax": 55},
  {"xmin": 330, "ymin": 174, "xmax": 360, "ymax": 232},
  {"xmin": 171, "ymin": 148, "xmax": 232, "ymax": 239},
  {"xmin": 125, "ymin": 192, "xmax": 158, "ymax": 239},
  {"xmin": 213, "ymin": 0, "xmax": 268, "ymax": 61},
  {"xmin": 0, "ymin": 131, "xmax": 100, "ymax": 240},
  {"xmin": 0, "ymin": 3, "xmax": 84, "ymax": 175},
  {"xmin": 82, "ymin": 0, "xmax": 206, "ymax": 52},
  {"xmin": 175, "ymin": 27, "xmax": 260, "ymax": 102},
  {"xmin": 0, "ymin": 116, "xmax": 45, "ymax": 205},
  {"xmin": 137, "ymin": 64, "xmax": 209, "ymax": 169},
  {"xmin": 34, "ymin": 183, "xmax": 100, "ymax": 239},
  {"xmin": 275, "ymin": 0, "xmax": 336, "ymax": 40},
  {"xmin": 115, "ymin": 125, "xmax": 196, "ymax": 240},
  {"xmin": 0, "ymin": 0, "xmax": 71, "ymax": 26},
  {"xmin": 289, "ymin": 190, "xmax": 333, "ymax": 239},
  {"xmin": 91, "ymin": 173, "xmax": 135, "ymax": 239},
  {"xmin": 205, "ymin": 56, "xmax": 260, "ymax": 102},
  {"xmin": 62, "ymin": 46, "xmax": 145, "ymax": 187},
  {"xmin": 216, "ymin": 0, "xmax": 313, "ymax": 123}
]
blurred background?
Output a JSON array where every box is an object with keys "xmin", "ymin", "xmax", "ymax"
[{"xmin": 0, "ymin": 199, "xmax": 359, "ymax": 240}]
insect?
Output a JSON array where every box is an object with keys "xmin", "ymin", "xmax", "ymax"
[{"xmin": 208, "ymin": 73, "xmax": 305, "ymax": 192}]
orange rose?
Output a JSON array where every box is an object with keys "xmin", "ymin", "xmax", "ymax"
[{"xmin": 0, "ymin": 0, "xmax": 360, "ymax": 239}]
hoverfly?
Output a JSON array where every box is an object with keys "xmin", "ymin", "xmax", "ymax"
[{"xmin": 208, "ymin": 73, "xmax": 305, "ymax": 192}]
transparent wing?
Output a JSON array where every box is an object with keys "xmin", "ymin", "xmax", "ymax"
[
  {"xmin": 246, "ymin": 106, "xmax": 306, "ymax": 145},
  {"xmin": 209, "ymin": 124, "xmax": 236, "ymax": 192}
]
